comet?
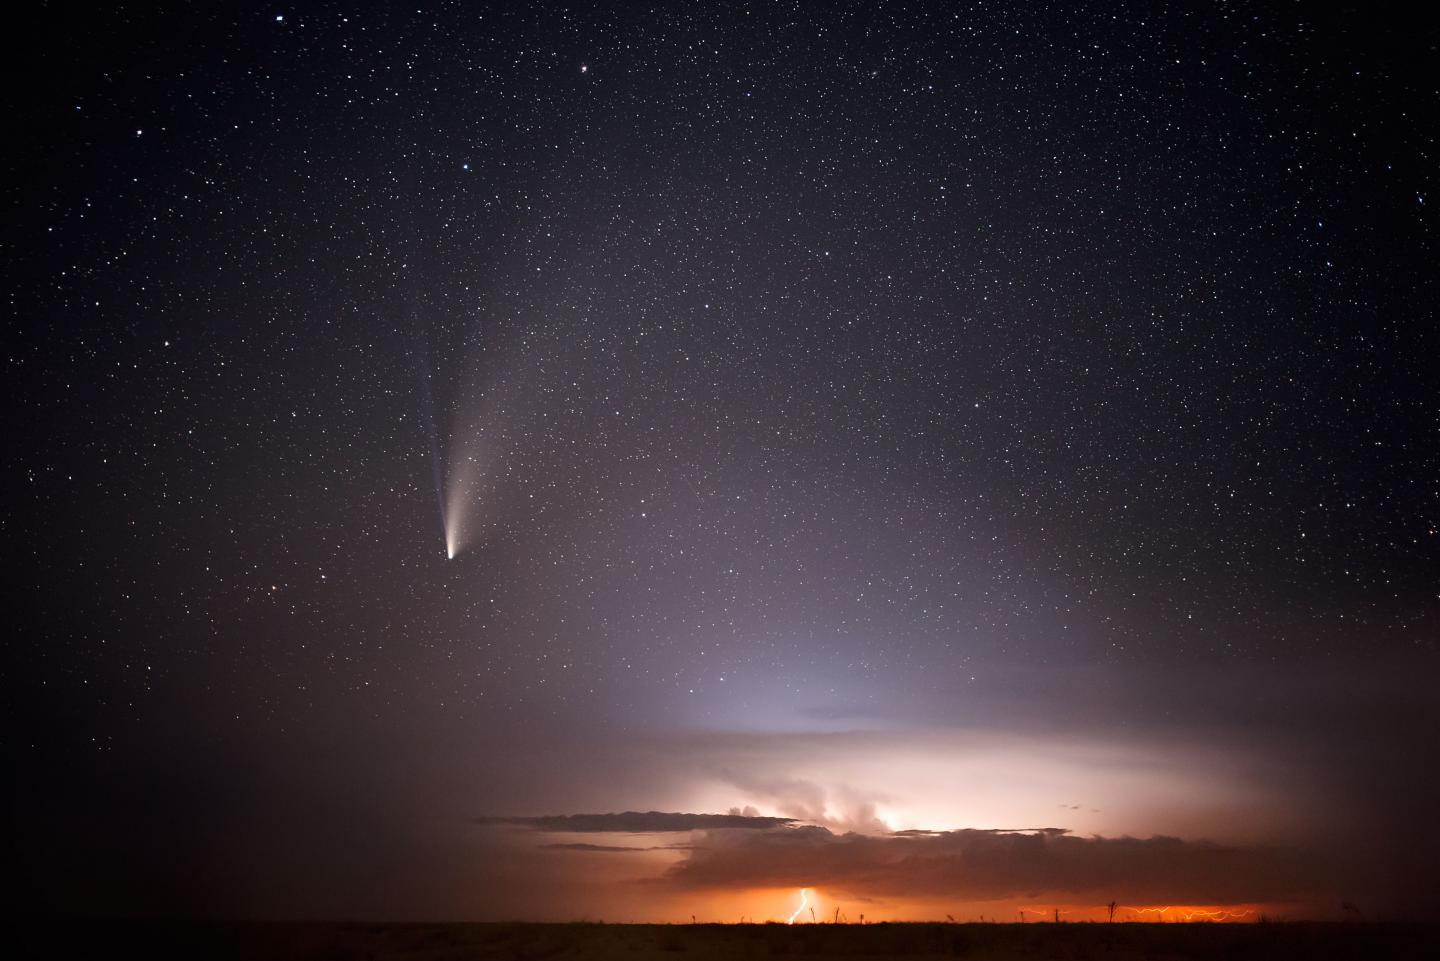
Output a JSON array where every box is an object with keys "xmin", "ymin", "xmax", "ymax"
[
  {"xmin": 414, "ymin": 312, "xmax": 450, "ymax": 558},
  {"xmin": 786, "ymin": 888, "xmax": 811, "ymax": 924},
  {"xmin": 413, "ymin": 302, "xmax": 489, "ymax": 561}
]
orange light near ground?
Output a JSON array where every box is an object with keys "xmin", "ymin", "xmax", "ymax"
[
  {"xmin": 646, "ymin": 888, "xmax": 1276, "ymax": 925},
  {"xmin": 1122, "ymin": 905, "xmax": 1256, "ymax": 922}
]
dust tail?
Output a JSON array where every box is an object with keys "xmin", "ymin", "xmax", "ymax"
[{"xmin": 413, "ymin": 311, "xmax": 450, "ymax": 557}]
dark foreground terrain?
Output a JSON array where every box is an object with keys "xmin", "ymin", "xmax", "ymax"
[{"xmin": 19, "ymin": 921, "xmax": 1439, "ymax": 960}]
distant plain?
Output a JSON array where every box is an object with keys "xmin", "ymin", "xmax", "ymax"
[{"xmin": 23, "ymin": 920, "xmax": 1440, "ymax": 960}]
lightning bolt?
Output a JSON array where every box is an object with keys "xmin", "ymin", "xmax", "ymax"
[
  {"xmin": 1178, "ymin": 908, "xmax": 1254, "ymax": 922},
  {"xmin": 786, "ymin": 888, "xmax": 810, "ymax": 925}
]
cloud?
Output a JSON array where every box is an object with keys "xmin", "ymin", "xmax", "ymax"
[
  {"xmin": 476, "ymin": 810, "xmax": 797, "ymax": 833},
  {"xmin": 658, "ymin": 825, "xmax": 1325, "ymax": 905},
  {"xmin": 541, "ymin": 842, "xmax": 692, "ymax": 852},
  {"xmin": 714, "ymin": 771, "xmax": 891, "ymax": 834}
]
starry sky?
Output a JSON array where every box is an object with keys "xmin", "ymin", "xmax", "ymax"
[{"xmin": 9, "ymin": 1, "xmax": 1440, "ymax": 923}]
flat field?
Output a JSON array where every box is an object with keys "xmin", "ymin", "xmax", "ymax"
[{"xmin": 21, "ymin": 920, "xmax": 1439, "ymax": 960}]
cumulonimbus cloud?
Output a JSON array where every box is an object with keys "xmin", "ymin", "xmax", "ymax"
[
  {"xmin": 481, "ymin": 808, "xmax": 1328, "ymax": 905},
  {"xmin": 476, "ymin": 810, "xmax": 797, "ymax": 833},
  {"xmin": 541, "ymin": 842, "xmax": 694, "ymax": 852},
  {"xmin": 657, "ymin": 825, "xmax": 1326, "ymax": 904}
]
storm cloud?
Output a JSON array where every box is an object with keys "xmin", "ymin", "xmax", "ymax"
[
  {"xmin": 478, "ymin": 811, "xmax": 797, "ymax": 833},
  {"xmin": 643, "ymin": 824, "xmax": 1325, "ymax": 905}
]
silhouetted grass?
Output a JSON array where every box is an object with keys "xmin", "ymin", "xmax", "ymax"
[{"xmin": 15, "ymin": 919, "xmax": 1440, "ymax": 960}]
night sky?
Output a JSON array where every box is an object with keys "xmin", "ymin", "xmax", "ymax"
[{"xmin": 9, "ymin": 1, "xmax": 1440, "ymax": 923}]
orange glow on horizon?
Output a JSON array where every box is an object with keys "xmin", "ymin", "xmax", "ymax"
[
  {"xmin": 605, "ymin": 883, "xmax": 1280, "ymax": 926},
  {"xmin": 1122, "ymin": 905, "xmax": 1256, "ymax": 922},
  {"xmin": 1013, "ymin": 904, "xmax": 1264, "ymax": 924}
]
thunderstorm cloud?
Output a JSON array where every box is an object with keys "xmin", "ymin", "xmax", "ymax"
[
  {"xmin": 477, "ymin": 811, "xmax": 798, "ymax": 833},
  {"xmin": 658, "ymin": 825, "xmax": 1325, "ymax": 904}
]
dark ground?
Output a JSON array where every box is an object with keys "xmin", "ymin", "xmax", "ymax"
[{"xmin": 16, "ymin": 921, "xmax": 1440, "ymax": 960}]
